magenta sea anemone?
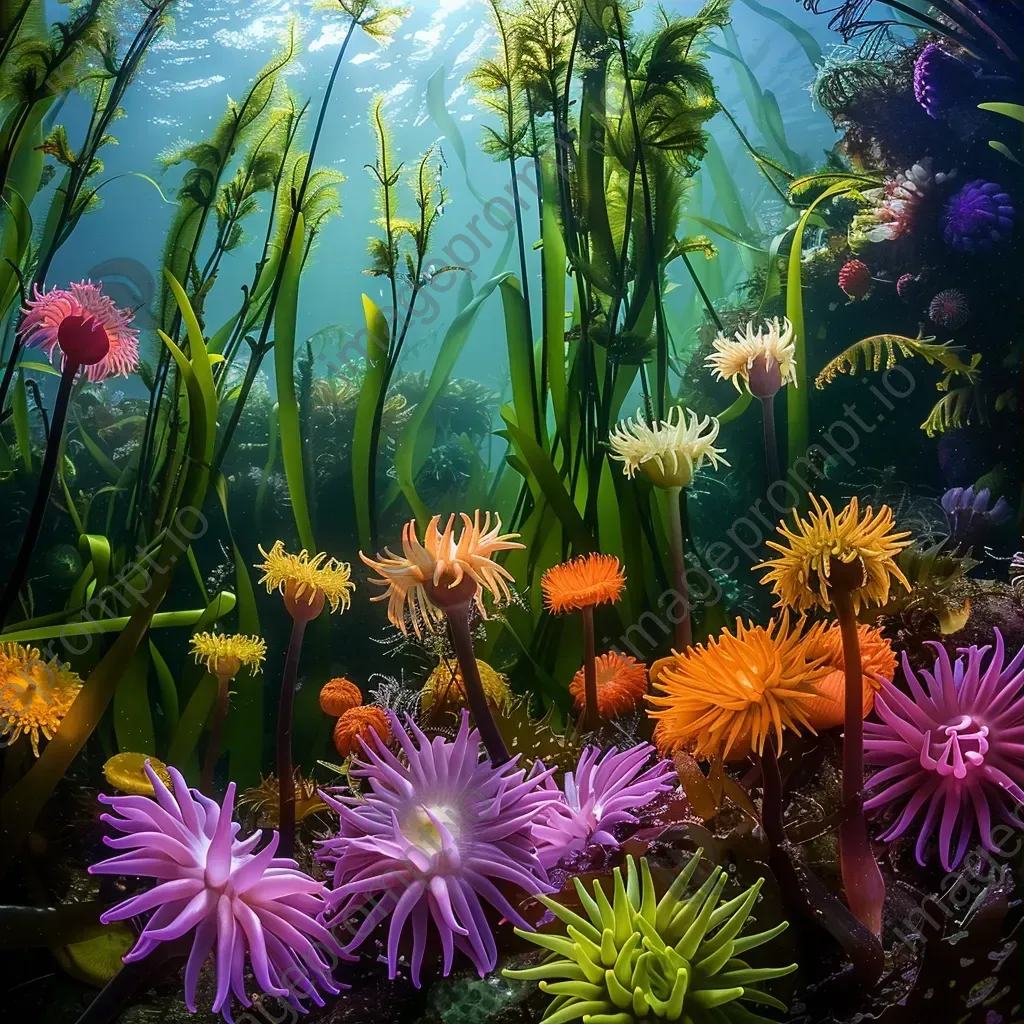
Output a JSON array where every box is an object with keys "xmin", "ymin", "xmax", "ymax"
[
  {"xmin": 316, "ymin": 711, "xmax": 557, "ymax": 985},
  {"xmin": 20, "ymin": 280, "xmax": 139, "ymax": 381},
  {"xmin": 533, "ymin": 743, "xmax": 675, "ymax": 867},
  {"xmin": 89, "ymin": 763, "xmax": 343, "ymax": 1021},
  {"xmin": 864, "ymin": 633, "xmax": 1024, "ymax": 871},
  {"xmin": 928, "ymin": 288, "xmax": 971, "ymax": 330}
]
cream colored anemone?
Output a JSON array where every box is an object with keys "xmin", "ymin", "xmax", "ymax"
[
  {"xmin": 706, "ymin": 317, "xmax": 797, "ymax": 399},
  {"xmin": 608, "ymin": 406, "xmax": 728, "ymax": 489},
  {"xmin": 360, "ymin": 512, "xmax": 523, "ymax": 637}
]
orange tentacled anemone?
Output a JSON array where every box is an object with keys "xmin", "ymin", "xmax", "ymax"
[
  {"xmin": 570, "ymin": 652, "xmax": 647, "ymax": 718},
  {"xmin": 541, "ymin": 553, "xmax": 625, "ymax": 614},
  {"xmin": 647, "ymin": 613, "xmax": 829, "ymax": 761},
  {"xmin": 320, "ymin": 677, "xmax": 363, "ymax": 717},
  {"xmin": 360, "ymin": 512, "xmax": 523, "ymax": 637},
  {"xmin": 333, "ymin": 705, "xmax": 391, "ymax": 758},
  {"xmin": 798, "ymin": 621, "xmax": 897, "ymax": 730}
]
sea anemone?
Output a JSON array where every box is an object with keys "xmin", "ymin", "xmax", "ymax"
[
  {"xmin": 799, "ymin": 621, "xmax": 897, "ymax": 730},
  {"xmin": 504, "ymin": 853, "xmax": 797, "ymax": 1023},
  {"xmin": 608, "ymin": 406, "xmax": 728, "ymax": 490},
  {"xmin": 541, "ymin": 553, "xmax": 625, "ymax": 614},
  {"xmin": 102, "ymin": 753, "xmax": 173, "ymax": 797},
  {"xmin": 647, "ymin": 614, "xmax": 828, "ymax": 760},
  {"xmin": 914, "ymin": 43, "xmax": 974, "ymax": 119},
  {"xmin": 943, "ymin": 180, "xmax": 1015, "ymax": 253},
  {"xmin": 319, "ymin": 677, "xmax": 363, "ymax": 717},
  {"xmin": 20, "ymin": 281, "xmax": 139, "ymax": 381},
  {"xmin": 928, "ymin": 289, "xmax": 971, "ymax": 330},
  {"xmin": 569, "ymin": 652, "xmax": 647, "ymax": 718},
  {"xmin": 421, "ymin": 659, "xmax": 511, "ymax": 712},
  {"xmin": 896, "ymin": 272, "xmax": 920, "ymax": 300},
  {"xmin": 850, "ymin": 160, "xmax": 953, "ymax": 245},
  {"xmin": 89, "ymin": 763, "xmax": 343, "ymax": 1021},
  {"xmin": 864, "ymin": 634, "xmax": 1024, "ymax": 871},
  {"xmin": 189, "ymin": 632, "xmax": 266, "ymax": 678},
  {"xmin": 0, "ymin": 644, "xmax": 82, "ymax": 757},
  {"xmin": 758, "ymin": 495, "xmax": 912, "ymax": 615},
  {"xmin": 838, "ymin": 259, "xmax": 872, "ymax": 299},
  {"xmin": 941, "ymin": 485, "xmax": 1012, "ymax": 551},
  {"xmin": 533, "ymin": 744, "xmax": 674, "ymax": 866},
  {"xmin": 316, "ymin": 711, "xmax": 556, "ymax": 985},
  {"xmin": 360, "ymin": 512, "xmax": 522, "ymax": 638},
  {"xmin": 256, "ymin": 541, "xmax": 354, "ymax": 620},
  {"xmin": 239, "ymin": 772, "xmax": 329, "ymax": 827},
  {"xmin": 332, "ymin": 705, "xmax": 391, "ymax": 758},
  {"xmin": 706, "ymin": 317, "xmax": 797, "ymax": 399}
]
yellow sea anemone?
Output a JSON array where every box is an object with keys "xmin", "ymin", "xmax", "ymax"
[
  {"xmin": 798, "ymin": 620, "xmax": 897, "ymax": 729},
  {"xmin": 706, "ymin": 317, "xmax": 797, "ymax": 399},
  {"xmin": 333, "ymin": 705, "xmax": 391, "ymax": 758},
  {"xmin": 189, "ymin": 632, "xmax": 266, "ymax": 678},
  {"xmin": 360, "ymin": 512, "xmax": 523, "ymax": 637},
  {"xmin": 570, "ymin": 652, "xmax": 647, "ymax": 718},
  {"xmin": 421, "ymin": 659, "xmax": 511, "ymax": 712},
  {"xmin": 0, "ymin": 644, "xmax": 82, "ymax": 757},
  {"xmin": 608, "ymin": 405, "xmax": 728, "ymax": 489},
  {"xmin": 320, "ymin": 677, "xmax": 363, "ymax": 717},
  {"xmin": 647, "ymin": 614, "xmax": 828, "ymax": 761},
  {"xmin": 239, "ymin": 771, "xmax": 328, "ymax": 826},
  {"xmin": 541, "ymin": 553, "xmax": 625, "ymax": 614},
  {"xmin": 256, "ymin": 541, "xmax": 354, "ymax": 620},
  {"xmin": 102, "ymin": 753, "xmax": 173, "ymax": 796},
  {"xmin": 758, "ymin": 495, "xmax": 912, "ymax": 614}
]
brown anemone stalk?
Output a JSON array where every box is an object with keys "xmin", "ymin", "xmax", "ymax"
[
  {"xmin": 541, "ymin": 554, "xmax": 627, "ymax": 733},
  {"xmin": 361, "ymin": 512, "xmax": 524, "ymax": 765}
]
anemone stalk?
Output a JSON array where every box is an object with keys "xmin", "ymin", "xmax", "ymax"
[{"xmin": 666, "ymin": 486, "xmax": 692, "ymax": 649}]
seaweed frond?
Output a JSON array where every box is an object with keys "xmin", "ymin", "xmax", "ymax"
[
  {"xmin": 921, "ymin": 387, "xmax": 986, "ymax": 438},
  {"xmin": 816, "ymin": 333, "xmax": 981, "ymax": 390}
]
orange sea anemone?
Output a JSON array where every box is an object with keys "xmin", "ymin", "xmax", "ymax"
[
  {"xmin": 361, "ymin": 512, "xmax": 523, "ymax": 637},
  {"xmin": 798, "ymin": 621, "xmax": 897, "ymax": 729},
  {"xmin": 541, "ymin": 553, "xmax": 625, "ymax": 614},
  {"xmin": 333, "ymin": 706, "xmax": 391, "ymax": 758},
  {"xmin": 647, "ymin": 614, "xmax": 829, "ymax": 761},
  {"xmin": 569, "ymin": 652, "xmax": 647, "ymax": 718},
  {"xmin": 319, "ymin": 677, "xmax": 363, "ymax": 717}
]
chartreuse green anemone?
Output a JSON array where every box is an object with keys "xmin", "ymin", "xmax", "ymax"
[{"xmin": 504, "ymin": 853, "xmax": 797, "ymax": 1024}]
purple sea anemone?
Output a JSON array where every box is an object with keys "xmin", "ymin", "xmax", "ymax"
[
  {"xmin": 914, "ymin": 43, "xmax": 974, "ymax": 119},
  {"xmin": 864, "ymin": 633, "xmax": 1024, "ymax": 871},
  {"xmin": 896, "ymin": 273, "xmax": 919, "ymax": 301},
  {"xmin": 943, "ymin": 180, "xmax": 1015, "ymax": 253},
  {"xmin": 316, "ymin": 711, "xmax": 557, "ymax": 986},
  {"xmin": 941, "ymin": 485, "xmax": 1012, "ymax": 550},
  {"xmin": 533, "ymin": 743, "xmax": 675, "ymax": 867},
  {"xmin": 928, "ymin": 288, "xmax": 971, "ymax": 330},
  {"xmin": 90, "ymin": 763, "xmax": 342, "ymax": 1022}
]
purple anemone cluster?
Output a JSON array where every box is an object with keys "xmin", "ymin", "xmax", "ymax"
[
  {"xmin": 864, "ymin": 632, "xmax": 1024, "ymax": 871},
  {"xmin": 943, "ymin": 180, "xmax": 1016, "ymax": 253},
  {"xmin": 941, "ymin": 485, "xmax": 1012, "ymax": 550},
  {"xmin": 914, "ymin": 43, "xmax": 975, "ymax": 120},
  {"xmin": 90, "ymin": 763, "xmax": 343, "ymax": 1023}
]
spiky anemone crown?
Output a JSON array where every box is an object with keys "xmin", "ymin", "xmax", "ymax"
[{"xmin": 505, "ymin": 852, "xmax": 796, "ymax": 1024}]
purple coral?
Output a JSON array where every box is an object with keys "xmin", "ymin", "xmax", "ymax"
[
  {"xmin": 316, "ymin": 711, "xmax": 556, "ymax": 986},
  {"xmin": 928, "ymin": 289, "xmax": 971, "ymax": 330},
  {"xmin": 864, "ymin": 633, "xmax": 1024, "ymax": 871},
  {"xmin": 90, "ymin": 763, "xmax": 342, "ymax": 1022},
  {"xmin": 914, "ymin": 43, "xmax": 974, "ymax": 119},
  {"xmin": 533, "ymin": 744, "xmax": 675, "ymax": 867},
  {"xmin": 943, "ymin": 180, "xmax": 1015, "ymax": 253},
  {"xmin": 941, "ymin": 485, "xmax": 1012, "ymax": 550}
]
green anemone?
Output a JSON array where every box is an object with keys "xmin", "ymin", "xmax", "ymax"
[{"xmin": 504, "ymin": 851, "xmax": 797, "ymax": 1024}]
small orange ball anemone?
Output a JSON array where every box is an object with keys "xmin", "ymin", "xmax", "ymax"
[
  {"xmin": 333, "ymin": 706, "xmax": 390, "ymax": 758},
  {"xmin": 541, "ymin": 553, "xmax": 625, "ymax": 614},
  {"xmin": 569, "ymin": 652, "xmax": 647, "ymax": 718},
  {"xmin": 798, "ymin": 621, "xmax": 896, "ymax": 729},
  {"xmin": 319, "ymin": 677, "xmax": 363, "ymax": 717}
]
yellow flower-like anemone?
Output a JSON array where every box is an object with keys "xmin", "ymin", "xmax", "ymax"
[
  {"xmin": 647, "ymin": 614, "xmax": 829, "ymax": 761},
  {"xmin": 0, "ymin": 644, "xmax": 82, "ymax": 757},
  {"xmin": 360, "ymin": 512, "xmax": 523, "ymax": 637},
  {"xmin": 256, "ymin": 541, "xmax": 354, "ymax": 622},
  {"xmin": 103, "ymin": 753, "xmax": 173, "ymax": 796},
  {"xmin": 608, "ymin": 405, "xmax": 728, "ymax": 490},
  {"xmin": 189, "ymin": 632, "xmax": 267, "ymax": 679},
  {"xmin": 706, "ymin": 316, "xmax": 797, "ymax": 399},
  {"xmin": 758, "ymin": 495, "xmax": 912, "ymax": 613},
  {"xmin": 421, "ymin": 659, "xmax": 511, "ymax": 712}
]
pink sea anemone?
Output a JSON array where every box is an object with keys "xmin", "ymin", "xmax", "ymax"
[
  {"xmin": 89, "ymin": 762, "xmax": 343, "ymax": 1022},
  {"xmin": 864, "ymin": 632, "xmax": 1024, "ymax": 871},
  {"xmin": 20, "ymin": 280, "xmax": 139, "ymax": 381},
  {"xmin": 928, "ymin": 288, "xmax": 971, "ymax": 331},
  {"xmin": 316, "ymin": 711, "xmax": 557, "ymax": 985}
]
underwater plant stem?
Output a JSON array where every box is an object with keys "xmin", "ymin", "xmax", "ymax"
[
  {"xmin": 201, "ymin": 672, "xmax": 233, "ymax": 795},
  {"xmin": 760, "ymin": 394, "xmax": 781, "ymax": 485},
  {"xmin": 0, "ymin": 361, "xmax": 77, "ymax": 626},
  {"xmin": 834, "ymin": 587, "xmax": 886, "ymax": 938},
  {"xmin": 445, "ymin": 604, "xmax": 510, "ymax": 765},
  {"xmin": 277, "ymin": 616, "xmax": 308, "ymax": 857},
  {"xmin": 581, "ymin": 604, "xmax": 599, "ymax": 733},
  {"xmin": 666, "ymin": 487, "xmax": 692, "ymax": 650}
]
